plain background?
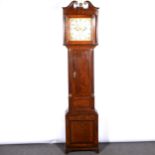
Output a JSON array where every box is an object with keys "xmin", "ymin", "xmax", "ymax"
[{"xmin": 0, "ymin": 0, "xmax": 154, "ymax": 144}]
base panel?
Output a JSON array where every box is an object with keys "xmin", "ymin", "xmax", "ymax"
[{"xmin": 65, "ymin": 111, "xmax": 98, "ymax": 153}]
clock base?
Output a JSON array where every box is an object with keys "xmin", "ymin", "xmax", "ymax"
[{"xmin": 65, "ymin": 110, "xmax": 98, "ymax": 153}]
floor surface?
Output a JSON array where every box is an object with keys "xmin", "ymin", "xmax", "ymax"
[{"xmin": 0, "ymin": 142, "xmax": 155, "ymax": 155}]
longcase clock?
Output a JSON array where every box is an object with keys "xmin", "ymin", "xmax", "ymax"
[{"xmin": 63, "ymin": 1, "xmax": 99, "ymax": 153}]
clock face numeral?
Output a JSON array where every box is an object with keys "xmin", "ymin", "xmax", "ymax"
[{"xmin": 69, "ymin": 18, "xmax": 92, "ymax": 41}]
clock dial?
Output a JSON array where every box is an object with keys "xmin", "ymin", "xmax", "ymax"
[{"xmin": 69, "ymin": 18, "xmax": 92, "ymax": 41}]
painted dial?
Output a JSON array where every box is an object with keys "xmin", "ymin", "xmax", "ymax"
[{"xmin": 69, "ymin": 18, "xmax": 92, "ymax": 41}]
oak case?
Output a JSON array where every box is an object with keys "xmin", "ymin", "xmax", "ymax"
[{"xmin": 63, "ymin": 1, "xmax": 99, "ymax": 153}]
